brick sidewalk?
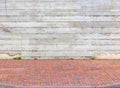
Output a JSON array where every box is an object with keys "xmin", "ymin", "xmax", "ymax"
[{"xmin": 0, "ymin": 60, "xmax": 120, "ymax": 87}]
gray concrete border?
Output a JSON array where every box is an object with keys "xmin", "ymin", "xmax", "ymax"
[{"xmin": 0, "ymin": 83, "xmax": 120, "ymax": 88}]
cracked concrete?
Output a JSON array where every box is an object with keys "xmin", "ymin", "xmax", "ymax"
[
  {"xmin": 0, "ymin": 54, "xmax": 21, "ymax": 59},
  {"xmin": 0, "ymin": 24, "xmax": 11, "ymax": 33}
]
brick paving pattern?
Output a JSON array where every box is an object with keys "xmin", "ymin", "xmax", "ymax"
[{"xmin": 0, "ymin": 60, "xmax": 120, "ymax": 87}]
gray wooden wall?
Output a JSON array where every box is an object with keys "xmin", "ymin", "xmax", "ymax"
[{"xmin": 0, "ymin": 0, "xmax": 120, "ymax": 59}]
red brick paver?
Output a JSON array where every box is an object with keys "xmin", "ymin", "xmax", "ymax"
[{"xmin": 0, "ymin": 60, "xmax": 120, "ymax": 87}]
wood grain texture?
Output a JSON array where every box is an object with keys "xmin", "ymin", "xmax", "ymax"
[{"xmin": 0, "ymin": 0, "xmax": 120, "ymax": 59}]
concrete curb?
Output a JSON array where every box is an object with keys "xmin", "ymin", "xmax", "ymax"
[
  {"xmin": 98, "ymin": 83, "xmax": 120, "ymax": 88},
  {"xmin": 0, "ymin": 83, "xmax": 94, "ymax": 88},
  {"xmin": 0, "ymin": 83, "xmax": 120, "ymax": 88}
]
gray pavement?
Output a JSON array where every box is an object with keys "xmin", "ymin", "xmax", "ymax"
[
  {"xmin": 0, "ymin": 84, "xmax": 120, "ymax": 88},
  {"xmin": 98, "ymin": 84, "xmax": 120, "ymax": 88}
]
